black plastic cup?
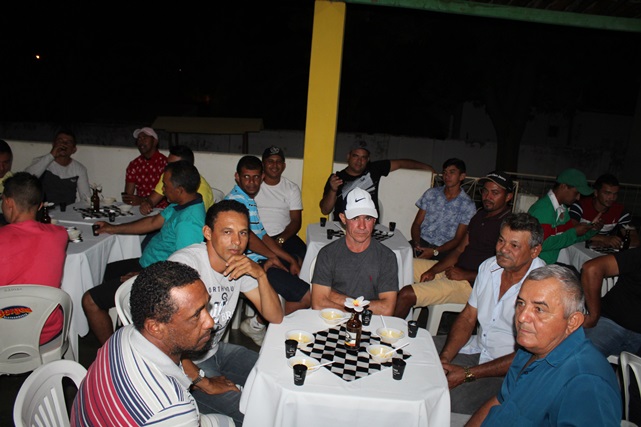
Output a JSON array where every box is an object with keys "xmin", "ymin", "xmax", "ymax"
[
  {"xmin": 293, "ymin": 364, "xmax": 308, "ymax": 386},
  {"xmin": 320, "ymin": 217, "xmax": 327, "ymax": 227},
  {"xmin": 361, "ymin": 309, "xmax": 372, "ymax": 326},
  {"xmin": 285, "ymin": 339, "xmax": 298, "ymax": 358},
  {"xmin": 389, "ymin": 222, "xmax": 396, "ymax": 232},
  {"xmin": 92, "ymin": 224, "xmax": 100, "ymax": 236},
  {"xmin": 392, "ymin": 358, "xmax": 406, "ymax": 380},
  {"xmin": 327, "ymin": 229, "xmax": 333, "ymax": 240},
  {"xmin": 407, "ymin": 320, "xmax": 419, "ymax": 338},
  {"xmin": 108, "ymin": 210, "xmax": 116, "ymax": 222},
  {"xmin": 59, "ymin": 202, "xmax": 67, "ymax": 212}
]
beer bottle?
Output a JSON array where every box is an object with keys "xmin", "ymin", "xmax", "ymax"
[
  {"xmin": 622, "ymin": 229, "xmax": 631, "ymax": 250},
  {"xmin": 41, "ymin": 203, "xmax": 51, "ymax": 224},
  {"xmin": 344, "ymin": 309, "xmax": 362, "ymax": 352},
  {"xmin": 91, "ymin": 188, "xmax": 100, "ymax": 213}
]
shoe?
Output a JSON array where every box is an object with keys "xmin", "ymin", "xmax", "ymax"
[{"xmin": 240, "ymin": 317, "xmax": 266, "ymax": 346}]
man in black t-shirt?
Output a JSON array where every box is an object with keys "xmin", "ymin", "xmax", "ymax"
[{"xmin": 319, "ymin": 140, "xmax": 434, "ymax": 221}]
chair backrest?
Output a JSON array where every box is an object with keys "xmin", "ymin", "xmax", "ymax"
[
  {"xmin": 621, "ymin": 351, "xmax": 641, "ymax": 423},
  {"xmin": 0, "ymin": 285, "xmax": 73, "ymax": 375},
  {"xmin": 211, "ymin": 187, "xmax": 225, "ymax": 203},
  {"xmin": 115, "ymin": 276, "xmax": 136, "ymax": 327},
  {"xmin": 13, "ymin": 359, "xmax": 87, "ymax": 427}
]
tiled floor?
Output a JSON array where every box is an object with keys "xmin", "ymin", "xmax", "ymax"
[{"xmin": 2, "ymin": 309, "xmax": 439, "ymax": 426}]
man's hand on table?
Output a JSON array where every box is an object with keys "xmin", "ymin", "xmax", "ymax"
[
  {"xmin": 441, "ymin": 362, "xmax": 467, "ymax": 389},
  {"xmin": 122, "ymin": 193, "xmax": 144, "ymax": 206},
  {"xmin": 591, "ymin": 234, "xmax": 622, "ymax": 249},
  {"xmin": 93, "ymin": 221, "xmax": 116, "ymax": 235},
  {"xmin": 139, "ymin": 198, "xmax": 154, "ymax": 215}
]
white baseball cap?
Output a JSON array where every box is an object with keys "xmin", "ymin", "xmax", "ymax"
[
  {"xmin": 344, "ymin": 187, "xmax": 378, "ymax": 219},
  {"xmin": 133, "ymin": 127, "xmax": 158, "ymax": 140}
]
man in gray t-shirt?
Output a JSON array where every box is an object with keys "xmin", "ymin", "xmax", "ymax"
[{"xmin": 311, "ymin": 187, "xmax": 398, "ymax": 315}]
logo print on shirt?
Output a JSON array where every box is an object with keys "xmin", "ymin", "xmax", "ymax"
[{"xmin": 355, "ymin": 198, "xmax": 365, "ymax": 202}]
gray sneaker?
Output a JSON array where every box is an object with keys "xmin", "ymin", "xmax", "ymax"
[{"xmin": 240, "ymin": 317, "xmax": 266, "ymax": 346}]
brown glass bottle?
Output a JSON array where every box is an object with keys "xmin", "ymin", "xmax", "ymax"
[
  {"xmin": 622, "ymin": 229, "xmax": 631, "ymax": 250},
  {"xmin": 91, "ymin": 188, "xmax": 100, "ymax": 212},
  {"xmin": 344, "ymin": 309, "xmax": 362, "ymax": 352},
  {"xmin": 41, "ymin": 203, "xmax": 51, "ymax": 224}
]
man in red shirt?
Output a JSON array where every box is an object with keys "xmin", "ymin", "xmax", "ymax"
[
  {"xmin": 122, "ymin": 126, "xmax": 168, "ymax": 208},
  {"xmin": 0, "ymin": 172, "xmax": 68, "ymax": 344}
]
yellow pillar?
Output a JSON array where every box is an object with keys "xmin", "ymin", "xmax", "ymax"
[{"xmin": 301, "ymin": 0, "xmax": 346, "ymax": 242}]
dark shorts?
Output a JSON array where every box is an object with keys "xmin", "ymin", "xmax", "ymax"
[
  {"xmin": 88, "ymin": 258, "xmax": 142, "ymax": 310},
  {"xmin": 261, "ymin": 260, "xmax": 310, "ymax": 302}
]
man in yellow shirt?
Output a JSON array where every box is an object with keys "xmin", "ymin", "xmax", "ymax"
[{"xmin": 139, "ymin": 145, "xmax": 214, "ymax": 215}]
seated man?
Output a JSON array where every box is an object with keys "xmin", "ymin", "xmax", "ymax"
[
  {"xmin": 0, "ymin": 172, "xmax": 68, "ymax": 344},
  {"xmin": 24, "ymin": 128, "xmax": 91, "ymax": 205},
  {"xmin": 122, "ymin": 126, "xmax": 168, "ymax": 207},
  {"xmin": 312, "ymin": 187, "xmax": 398, "ymax": 315},
  {"xmin": 225, "ymin": 155, "xmax": 310, "ymax": 346},
  {"xmin": 0, "ymin": 139, "xmax": 13, "ymax": 225},
  {"xmin": 71, "ymin": 261, "xmax": 234, "ymax": 426},
  {"xmin": 139, "ymin": 144, "xmax": 214, "ymax": 215},
  {"xmin": 570, "ymin": 173, "xmax": 639, "ymax": 249},
  {"xmin": 467, "ymin": 264, "xmax": 621, "ymax": 426},
  {"xmin": 170, "ymin": 200, "xmax": 283, "ymax": 425},
  {"xmin": 82, "ymin": 161, "xmax": 206, "ymax": 344},
  {"xmin": 410, "ymin": 158, "xmax": 476, "ymax": 260},
  {"xmin": 435, "ymin": 213, "xmax": 544, "ymax": 415},
  {"xmin": 255, "ymin": 145, "xmax": 307, "ymax": 263},
  {"xmin": 394, "ymin": 171, "xmax": 514, "ymax": 319},
  {"xmin": 581, "ymin": 246, "xmax": 641, "ymax": 357},
  {"xmin": 528, "ymin": 168, "xmax": 600, "ymax": 263},
  {"xmin": 320, "ymin": 140, "xmax": 434, "ymax": 222}
]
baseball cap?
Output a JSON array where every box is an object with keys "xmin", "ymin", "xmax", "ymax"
[
  {"xmin": 133, "ymin": 127, "xmax": 158, "ymax": 140},
  {"xmin": 262, "ymin": 145, "xmax": 285, "ymax": 161},
  {"xmin": 478, "ymin": 171, "xmax": 514, "ymax": 193},
  {"xmin": 350, "ymin": 140, "xmax": 370, "ymax": 154},
  {"xmin": 344, "ymin": 187, "xmax": 378, "ymax": 219},
  {"xmin": 556, "ymin": 168, "xmax": 592, "ymax": 195}
]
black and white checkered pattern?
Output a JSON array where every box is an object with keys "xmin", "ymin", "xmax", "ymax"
[
  {"xmin": 329, "ymin": 229, "xmax": 393, "ymax": 242},
  {"xmin": 300, "ymin": 324, "xmax": 411, "ymax": 382}
]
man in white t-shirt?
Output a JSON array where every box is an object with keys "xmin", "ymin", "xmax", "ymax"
[
  {"xmin": 169, "ymin": 199, "xmax": 283, "ymax": 425},
  {"xmin": 255, "ymin": 145, "xmax": 307, "ymax": 263}
]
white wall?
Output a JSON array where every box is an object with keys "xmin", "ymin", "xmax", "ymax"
[{"xmin": 11, "ymin": 140, "xmax": 429, "ymax": 240}]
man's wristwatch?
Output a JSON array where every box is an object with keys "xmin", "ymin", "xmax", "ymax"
[
  {"xmin": 433, "ymin": 249, "xmax": 439, "ymax": 257},
  {"xmin": 277, "ymin": 237, "xmax": 285, "ymax": 245},
  {"xmin": 192, "ymin": 369, "xmax": 205, "ymax": 386},
  {"xmin": 463, "ymin": 366, "xmax": 476, "ymax": 383}
]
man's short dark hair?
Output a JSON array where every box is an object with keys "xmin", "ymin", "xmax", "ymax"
[
  {"xmin": 169, "ymin": 145, "xmax": 195, "ymax": 164},
  {"xmin": 236, "ymin": 155, "xmax": 263, "ymax": 174},
  {"xmin": 130, "ymin": 261, "xmax": 202, "ymax": 330},
  {"xmin": 205, "ymin": 199, "xmax": 249, "ymax": 229},
  {"xmin": 443, "ymin": 158, "xmax": 466, "ymax": 173},
  {"xmin": 501, "ymin": 212, "xmax": 544, "ymax": 248},
  {"xmin": 165, "ymin": 161, "xmax": 200, "ymax": 194},
  {"xmin": 3, "ymin": 172, "xmax": 43, "ymax": 211},
  {"xmin": 593, "ymin": 173, "xmax": 619, "ymax": 190},
  {"xmin": 0, "ymin": 140, "xmax": 12, "ymax": 158},
  {"xmin": 54, "ymin": 128, "xmax": 76, "ymax": 144}
]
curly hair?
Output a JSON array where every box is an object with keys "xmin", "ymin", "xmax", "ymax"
[{"xmin": 130, "ymin": 261, "xmax": 201, "ymax": 330}]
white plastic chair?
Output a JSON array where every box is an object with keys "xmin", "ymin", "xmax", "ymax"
[
  {"xmin": 13, "ymin": 359, "xmax": 87, "ymax": 427},
  {"xmin": 412, "ymin": 303, "xmax": 466, "ymax": 336},
  {"xmin": 211, "ymin": 187, "xmax": 225, "ymax": 203},
  {"xmin": 0, "ymin": 285, "xmax": 74, "ymax": 375},
  {"xmin": 115, "ymin": 276, "xmax": 136, "ymax": 327},
  {"xmin": 621, "ymin": 351, "xmax": 641, "ymax": 427}
]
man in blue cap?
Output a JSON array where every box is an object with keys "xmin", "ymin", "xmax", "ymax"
[{"xmin": 528, "ymin": 168, "xmax": 601, "ymax": 263}]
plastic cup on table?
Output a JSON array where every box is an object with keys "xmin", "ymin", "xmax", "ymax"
[
  {"xmin": 392, "ymin": 358, "xmax": 406, "ymax": 380},
  {"xmin": 389, "ymin": 222, "xmax": 396, "ymax": 232},
  {"xmin": 320, "ymin": 217, "xmax": 327, "ymax": 227},
  {"xmin": 285, "ymin": 339, "xmax": 298, "ymax": 358},
  {"xmin": 293, "ymin": 364, "xmax": 308, "ymax": 386},
  {"xmin": 407, "ymin": 320, "xmax": 419, "ymax": 338}
]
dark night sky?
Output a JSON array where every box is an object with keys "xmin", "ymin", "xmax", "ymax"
[{"xmin": 2, "ymin": 2, "xmax": 641, "ymax": 138}]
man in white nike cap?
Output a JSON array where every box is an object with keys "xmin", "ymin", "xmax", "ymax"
[
  {"xmin": 122, "ymin": 126, "xmax": 168, "ymax": 207},
  {"xmin": 311, "ymin": 187, "xmax": 398, "ymax": 315}
]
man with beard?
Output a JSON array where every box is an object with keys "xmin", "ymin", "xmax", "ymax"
[
  {"xmin": 319, "ymin": 140, "xmax": 434, "ymax": 222},
  {"xmin": 169, "ymin": 200, "xmax": 283, "ymax": 426},
  {"xmin": 435, "ymin": 213, "xmax": 545, "ymax": 415},
  {"xmin": 394, "ymin": 171, "xmax": 515, "ymax": 319},
  {"xmin": 71, "ymin": 261, "xmax": 235, "ymax": 426}
]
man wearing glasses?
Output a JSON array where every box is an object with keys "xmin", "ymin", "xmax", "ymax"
[{"xmin": 394, "ymin": 171, "xmax": 515, "ymax": 319}]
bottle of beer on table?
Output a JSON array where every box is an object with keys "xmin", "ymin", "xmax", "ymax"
[
  {"xmin": 91, "ymin": 188, "xmax": 100, "ymax": 213},
  {"xmin": 41, "ymin": 203, "xmax": 51, "ymax": 224},
  {"xmin": 622, "ymin": 228, "xmax": 631, "ymax": 250},
  {"xmin": 344, "ymin": 309, "xmax": 362, "ymax": 352}
]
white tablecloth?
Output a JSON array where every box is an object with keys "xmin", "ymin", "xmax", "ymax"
[
  {"xmin": 239, "ymin": 309, "xmax": 450, "ymax": 427},
  {"xmin": 300, "ymin": 222, "xmax": 414, "ymax": 288},
  {"xmin": 50, "ymin": 202, "xmax": 148, "ymax": 359}
]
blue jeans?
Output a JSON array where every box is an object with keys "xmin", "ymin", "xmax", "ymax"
[
  {"xmin": 192, "ymin": 342, "xmax": 258, "ymax": 427},
  {"xmin": 584, "ymin": 317, "xmax": 641, "ymax": 357}
]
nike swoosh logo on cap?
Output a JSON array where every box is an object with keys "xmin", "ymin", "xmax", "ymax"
[{"xmin": 355, "ymin": 197, "xmax": 365, "ymax": 202}]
